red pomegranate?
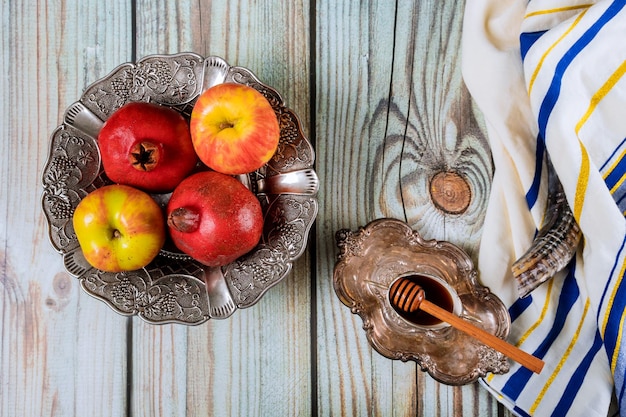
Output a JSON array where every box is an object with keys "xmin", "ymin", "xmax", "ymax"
[
  {"xmin": 166, "ymin": 171, "xmax": 264, "ymax": 266},
  {"xmin": 98, "ymin": 102, "xmax": 198, "ymax": 193}
]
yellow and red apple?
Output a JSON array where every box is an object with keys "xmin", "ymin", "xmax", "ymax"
[
  {"xmin": 190, "ymin": 83, "xmax": 280, "ymax": 175},
  {"xmin": 72, "ymin": 184, "xmax": 166, "ymax": 272}
]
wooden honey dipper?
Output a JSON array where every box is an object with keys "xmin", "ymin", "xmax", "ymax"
[{"xmin": 389, "ymin": 277, "xmax": 544, "ymax": 374}]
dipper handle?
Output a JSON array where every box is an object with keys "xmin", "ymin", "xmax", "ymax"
[{"xmin": 389, "ymin": 278, "xmax": 544, "ymax": 374}]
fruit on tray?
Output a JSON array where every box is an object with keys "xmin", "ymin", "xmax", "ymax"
[
  {"xmin": 98, "ymin": 102, "xmax": 198, "ymax": 193},
  {"xmin": 166, "ymin": 170, "xmax": 264, "ymax": 267},
  {"xmin": 190, "ymin": 83, "xmax": 280, "ymax": 175},
  {"xmin": 72, "ymin": 184, "xmax": 166, "ymax": 272},
  {"xmin": 71, "ymin": 82, "xmax": 283, "ymax": 271}
]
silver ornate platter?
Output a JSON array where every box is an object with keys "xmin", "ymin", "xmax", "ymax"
[
  {"xmin": 42, "ymin": 53, "xmax": 319, "ymax": 325},
  {"xmin": 333, "ymin": 218, "xmax": 511, "ymax": 385}
]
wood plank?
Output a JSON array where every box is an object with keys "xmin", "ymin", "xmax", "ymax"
[
  {"xmin": 2, "ymin": 1, "xmax": 519, "ymax": 415},
  {"xmin": 386, "ymin": 1, "xmax": 492, "ymax": 257},
  {"xmin": 130, "ymin": 1, "xmax": 313, "ymax": 415},
  {"xmin": 315, "ymin": 0, "xmax": 508, "ymax": 415},
  {"xmin": 315, "ymin": 1, "xmax": 419, "ymax": 415},
  {"xmin": 1, "ymin": 1, "xmax": 132, "ymax": 416}
]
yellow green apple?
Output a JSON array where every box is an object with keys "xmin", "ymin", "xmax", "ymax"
[{"xmin": 72, "ymin": 184, "xmax": 166, "ymax": 272}]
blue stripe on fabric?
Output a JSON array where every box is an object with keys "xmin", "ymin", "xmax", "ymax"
[
  {"xmin": 607, "ymin": 160, "xmax": 626, "ymax": 212},
  {"xmin": 525, "ymin": 134, "xmax": 545, "ymax": 209},
  {"xmin": 600, "ymin": 136, "xmax": 626, "ymax": 172},
  {"xmin": 535, "ymin": 0, "xmax": 626, "ymax": 142},
  {"xmin": 596, "ymin": 234, "xmax": 626, "ymax": 324},
  {"xmin": 520, "ymin": 30, "xmax": 548, "ymax": 60},
  {"xmin": 600, "ymin": 138, "xmax": 626, "ymax": 212},
  {"xmin": 602, "ymin": 261, "xmax": 626, "ymax": 363},
  {"xmin": 501, "ymin": 264, "xmax": 580, "ymax": 400},
  {"xmin": 614, "ymin": 187, "xmax": 626, "ymax": 215},
  {"xmin": 604, "ymin": 157, "xmax": 626, "ymax": 191},
  {"xmin": 509, "ymin": 294, "xmax": 534, "ymax": 322},
  {"xmin": 594, "ymin": 234, "xmax": 626, "ymax": 411},
  {"xmin": 550, "ymin": 331, "xmax": 604, "ymax": 417},
  {"xmin": 514, "ymin": 405, "xmax": 532, "ymax": 417}
]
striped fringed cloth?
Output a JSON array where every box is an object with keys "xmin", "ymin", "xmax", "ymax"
[{"xmin": 462, "ymin": 0, "xmax": 626, "ymax": 416}]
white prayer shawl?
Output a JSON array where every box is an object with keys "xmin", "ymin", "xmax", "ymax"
[{"xmin": 462, "ymin": 0, "xmax": 626, "ymax": 416}]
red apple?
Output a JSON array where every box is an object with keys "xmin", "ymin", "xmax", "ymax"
[
  {"xmin": 190, "ymin": 83, "xmax": 280, "ymax": 175},
  {"xmin": 166, "ymin": 171, "xmax": 264, "ymax": 267},
  {"xmin": 72, "ymin": 184, "xmax": 166, "ymax": 272},
  {"xmin": 99, "ymin": 102, "xmax": 198, "ymax": 193}
]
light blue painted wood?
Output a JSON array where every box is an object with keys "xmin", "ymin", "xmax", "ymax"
[
  {"xmin": 1, "ymin": 0, "xmax": 512, "ymax": 415},
  {"xmin": 315, "ymin": 1, "xmax": 504, "ymax": 416},
  {"xmin": 1, "ymin": 1, "xmax": 132, "ymax": 417}
]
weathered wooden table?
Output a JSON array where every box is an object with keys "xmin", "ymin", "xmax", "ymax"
[{"xmin": 1, "ymin": 1, "xmax": 510, "ymax": 415}]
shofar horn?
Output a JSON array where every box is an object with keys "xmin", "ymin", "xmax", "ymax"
[{"xmin": 511, "ymin": 156, "xmax": 582, "ymax": 298}]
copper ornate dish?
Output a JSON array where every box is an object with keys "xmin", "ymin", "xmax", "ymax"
[
  {"xmin": 333, "ymin": 218, "xmax": 511, "ymax": 385},
  {"xmin": 42, "ymin": 53, "xmax": 318, "ymax": 325}
]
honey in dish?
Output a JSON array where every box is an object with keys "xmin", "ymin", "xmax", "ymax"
[{"xmin": 391, "ymin": 274, "xmax": 455, "ymax": 326}]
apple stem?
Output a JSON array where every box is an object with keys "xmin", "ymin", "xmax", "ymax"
[
  {"xmin": 168, "ymin": 207, "xmax": 200, "ymax": 233},
  {"xmin": 219, "ymin": 121, "xmax": 235, "ymax": 130},
  {"xmin": 112, "ymin": 229, "xmax": 122, "ymax": 239},
  {"xmin": 130, "ymin": 141, "xmax": 161, "ymax": 171}
]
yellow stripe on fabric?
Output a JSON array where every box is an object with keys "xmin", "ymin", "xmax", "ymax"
[
  {"xmin": 610, "ymin": 172, "xmax": 626, "ymax": 194},
  {"xmin": 603, "ymin": 148, "xmax": 626, "ymax": 180},
  {"xmin": 517, "ymin": 280, "xmax": 554, "ymax": 347},
  {"xmin": 527, "ymin": 10, "xmax": 588, "ymax": 95},
  {"xmin": 574, "ymin": 143, "xmax": 590, "ymax": 222},
  {"xmin": 601, "ymin": 256, "xmax": 626, "ymax": 337},
  {"xmin": 611, "ymin": 310, "xmax": 626, "ymax": 374},
  {"xmin": 484, "ymin": 281, "xmax": 555, "ymax": 384},
  {"xmin": 574, "ymin": 60, "xmax": 626, "ymax": 220},
  {"xmin": 576, "ymin": 60, "xmax": 626, "ymax": 133},
  {"xmin": 529, "ymin": 298, "xmax": 591, "ymax": 415},
  {"xmin": 524, "ymin": 4, "xmax": 592, "ymax": 18}
]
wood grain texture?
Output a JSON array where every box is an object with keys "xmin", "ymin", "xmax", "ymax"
[
  {"xmin": 1, "ymin": 0, "xmax": 513, "ymax": 416},
  {"xmin": 130, "ymin": 1, "xmax": 313, "ymax": 416},
  {"xmin": 315, "ymin": 0, "xmax": 504, "ymax": 416},
  {"xmin": 1, "ymin": 1, "xmax": 132, "ymax": 417}
]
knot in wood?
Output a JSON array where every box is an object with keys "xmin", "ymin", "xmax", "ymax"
[{"xmin": 429, "ymin": 171, "xmax": 471, "ymax": 214}]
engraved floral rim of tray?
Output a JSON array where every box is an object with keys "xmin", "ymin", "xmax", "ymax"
[
  {"xmin": 42, "ymin": 53, "xmax": 319, "ymax": 325},
  {"xmin": 333, "ymin": 218, "xmax": 511, "ymax": 385}
]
